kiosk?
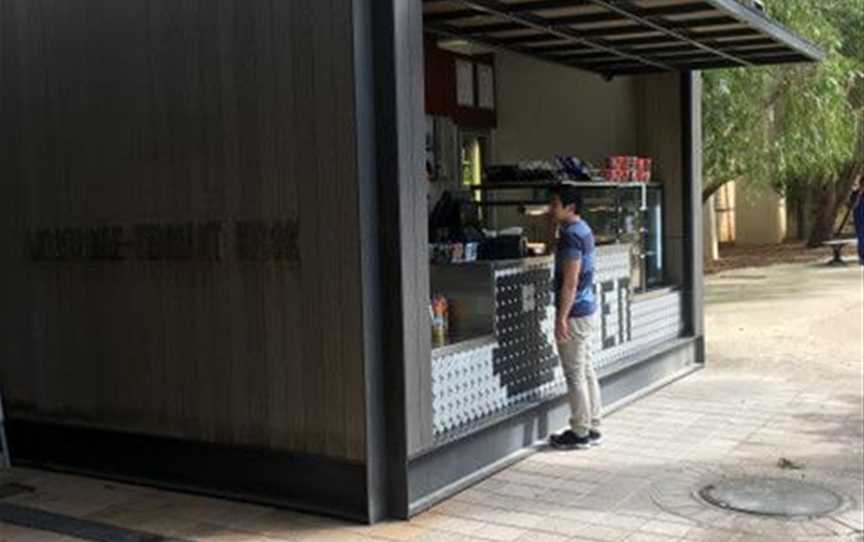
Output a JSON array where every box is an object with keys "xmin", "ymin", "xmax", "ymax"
[{"xmin": 0, "ymin": 0, "xmax": 824, "ymax": 523}]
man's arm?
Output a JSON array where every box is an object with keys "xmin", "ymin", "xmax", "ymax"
[{"xmin": 556, "ymin": 257, "xmax": 581, "ymax": 342}]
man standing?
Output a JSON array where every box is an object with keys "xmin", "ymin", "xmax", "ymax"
[
  {"xmin": 854, "ymin": 177, "xmax": 864, "ymax": 265},
  {"xmin": 548, "ymin": 184, "xmax": 603, "ymax": 450}
]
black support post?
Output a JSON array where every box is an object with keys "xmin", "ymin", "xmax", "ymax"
[{"xmin": 357, "ymin": 0, "xmax": 429, "ymax": 521}]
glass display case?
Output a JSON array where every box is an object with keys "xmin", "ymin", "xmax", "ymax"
[
  {"xmin": 618, "ymin": 185, "xmax": 665, "ymax": 290},
  {"xmin": 458, "ymin": 182, "xmax": 665, "ymax": 293},
  {"xmin": 644, "ymin": 187, "xmax": 665, "ymax": 288}
]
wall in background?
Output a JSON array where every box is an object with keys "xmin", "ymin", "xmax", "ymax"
[{"xmin": 493, "ymin": 51, "xmax": 640, "ymax": 165}]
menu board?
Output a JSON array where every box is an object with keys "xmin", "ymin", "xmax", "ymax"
[
  {"xmin": 455, "ymin": 59, "xmax": 475, "ymax": 107},
  {"xmin": 477, "ymin": 64, "xmax": 495, "ymax": 110}
]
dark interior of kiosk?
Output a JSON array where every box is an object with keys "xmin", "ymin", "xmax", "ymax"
[{"xmin": 423, "ymin": 48, "xmax": 666, "ymax": 349}]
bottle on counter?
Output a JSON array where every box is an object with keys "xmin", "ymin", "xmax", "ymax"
[{"xmin": 430, "ymin": 294, "xmax": 449, "ymax": 346}]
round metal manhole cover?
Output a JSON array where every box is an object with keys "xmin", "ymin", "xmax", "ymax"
[{"xmin": 698, "ymin": 478, "xmax": 844, "ymax": 518}]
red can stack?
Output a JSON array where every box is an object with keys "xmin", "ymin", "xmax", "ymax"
[{"xmin": 604, "ymin": 155, "xmax": 653, "ymax": 183}]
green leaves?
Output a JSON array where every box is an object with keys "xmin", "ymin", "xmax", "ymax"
[{"xmin": 704, "ymin": 0, "xmax": 863, "ymax": 200}]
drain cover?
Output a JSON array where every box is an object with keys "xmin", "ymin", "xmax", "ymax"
[{"xmin": 699, "ymin": 478, "xmax": 844, "ymax": 518}]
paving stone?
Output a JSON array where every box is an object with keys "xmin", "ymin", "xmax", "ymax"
[
  {"xmin": 512, "ymin": 533, "xmax": 570, "ymax": 542},
  {"xmin": 623, "ymin": 532, "xmax": 677, "ymax": 542},
  {"xmin": 472, "ymin": 523, "xmax": 527, "ymax": 542},
  {"xmin": 638, "ymin": 520, "xmax": 694, "ymax": 537}
]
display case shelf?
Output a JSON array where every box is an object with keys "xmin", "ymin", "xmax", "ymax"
[{"xmin": 462, "ymin": 181, "xmax": 665, "ymax": 292}]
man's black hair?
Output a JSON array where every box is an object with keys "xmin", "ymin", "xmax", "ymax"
[{"xmin": 550, "ymin": 183, "xmax": 584, "ymax": 215}]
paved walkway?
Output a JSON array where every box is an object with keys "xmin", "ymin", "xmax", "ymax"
[{"xmin": 1, "ymin": 262, "xmax": 862, "ymax": 542}]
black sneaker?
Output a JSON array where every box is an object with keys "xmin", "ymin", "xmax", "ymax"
[
  {"xmin": 549, "ymin": 430, "xmax": 591, "ymax": 450},
  {"xmin": 588, "ymin": 430, "xmax": 603, "ymax": 446}
]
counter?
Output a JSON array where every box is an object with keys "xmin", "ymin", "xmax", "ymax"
[
  {"xmin": 429, "ymin": 245, "xmax": 684, "ymax": 438},
  {"xmin": 430, "ymin": 256, "xmax": 555, "ymax": 357},
  {"xmin": 592, "ymin": 247, "xmax": 684, "ymax": 375},
  {"xmin": 430, "ymin": 334, "xmax": 496, "ymax": 360},
  {"xmin": 430, "ymin": 256, "xmax": 560, "ymax": 436}
]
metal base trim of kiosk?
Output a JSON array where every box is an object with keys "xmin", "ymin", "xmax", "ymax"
[
  {"xmin": 406, "ymin": 337, "xmax": 702, "ymax": 517},
  {"xmin": 5, "ymin": 420, "xmax": 370, "ymax": 523}
]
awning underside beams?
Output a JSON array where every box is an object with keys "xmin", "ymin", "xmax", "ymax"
[{"xmin": 422, "ymin": 0, "xmax": 825, "ymax": 76}]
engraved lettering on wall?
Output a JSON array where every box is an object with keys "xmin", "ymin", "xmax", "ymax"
[
  {"xmin": 28, "ymin": 220, "xmax": 299, "ymax": 264},
  {"xmin": 235, "ymin": 220, "xmax": 300, "ymax": 262}
]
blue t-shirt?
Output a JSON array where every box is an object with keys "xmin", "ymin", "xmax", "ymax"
[{"xmin": 555, "ymin": 219, "xmax": 597, "ymax": 318}]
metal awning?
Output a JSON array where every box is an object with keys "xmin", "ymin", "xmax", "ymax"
[{"xmin": 423, "ymin": 0, "xmax": 825, "ymax": 77}]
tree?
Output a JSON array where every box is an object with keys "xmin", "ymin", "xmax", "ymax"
[{"xmin": 703, "ymin": 0, "xmax": 864, "ymax": 246}]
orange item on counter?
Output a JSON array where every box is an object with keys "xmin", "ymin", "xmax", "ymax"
[{"xmin": 431, "ymin": 295, "xmax": 449, "ymax": 345}]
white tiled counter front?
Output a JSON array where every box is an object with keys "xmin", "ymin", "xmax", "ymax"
[
  {"xmin": 431, "ymin": 257, "xmax": 561, "ymax": 436},
  {"xmin": 430, "ymin": 246, "xmax": 683, "ymax": 437}
]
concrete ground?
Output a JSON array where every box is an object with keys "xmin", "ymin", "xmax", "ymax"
[{"xmin": 1, "ymin": 261, "xmax": 862, "ymax": 542}]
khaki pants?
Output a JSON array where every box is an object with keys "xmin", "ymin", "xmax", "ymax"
[{"xmin": 557, "ymin": 315, "xmax": 602, "ymax": 437}]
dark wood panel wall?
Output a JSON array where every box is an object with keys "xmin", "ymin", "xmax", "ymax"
[{"xmin": 0, "ymin": 0, "xmax": 366, "ymax": 462}]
